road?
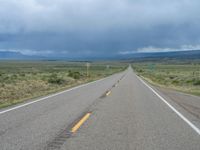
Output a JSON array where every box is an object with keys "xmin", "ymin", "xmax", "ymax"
[{"xmin": 0, "ymin": 67, "xmax": 199, "ymax": 150}]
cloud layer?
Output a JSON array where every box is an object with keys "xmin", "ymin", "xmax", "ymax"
[{"xmin": 0, "ymin": 0, "xmax": 200, "ymax": 57}]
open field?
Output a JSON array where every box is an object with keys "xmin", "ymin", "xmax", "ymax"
[
  {"xmin": 132, "ymin": 60, "xmax": 200, "ymax": 96},
  {"xmin": 0, "ymin": 61, "xmax": 126, "ymax": 108}
]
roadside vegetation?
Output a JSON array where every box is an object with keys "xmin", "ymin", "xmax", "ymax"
[
  {"xmin": 132, "ymin": 60, "xmax": 200, "ymax": 96},
  {"xmin": 0, "ymin": 61, "xmax": 126, "ymax": 108}
]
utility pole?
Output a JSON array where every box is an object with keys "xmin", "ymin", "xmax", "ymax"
[
  {"xmin": 86, "ymin": 62, "xmax": 90, "ymax": 77},
  {"xmin": 106, "ymin": 65, "xmax": 110, "ymax": 69}
]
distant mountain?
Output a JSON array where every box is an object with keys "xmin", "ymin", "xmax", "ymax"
[
  {"xmin": 0, "ymin": 50, "xmax": 199, "ymax": 61},
  {"xmin": 84, "ymin": 50, "xmax": 200, "ymax": 61},
  {"xmin": 0, "ymin": 51, "xmax": 26, "ymax": 59},
  {"xmin": 117, "ymin": 50, "xmax": 200, "ymax": 61},
  {"xmin": 0, "ymin": 51, "xmax": 44, "ymax": 60}
]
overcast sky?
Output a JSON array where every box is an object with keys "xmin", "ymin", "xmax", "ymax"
[{"xmin": 0, "ymin": 0, "xmax": 200, "ymax": 57}]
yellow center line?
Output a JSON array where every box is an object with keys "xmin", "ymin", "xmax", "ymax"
[
  {"xmin": 106, "ymin": 91, "xmax": 111, "ymax": 96},
  {"xmin": 71, "ymin": 112, "xmax": 91, "ymax": 133}
]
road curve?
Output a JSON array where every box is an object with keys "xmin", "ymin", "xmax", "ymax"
[{"xmin": 0, "ymin": 67, "xmax": 199, "ymax": 150}]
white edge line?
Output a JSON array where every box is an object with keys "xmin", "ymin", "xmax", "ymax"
[
  {"xmin": 0, "ymin": 74, "xmax": 115, "ymax": 115},
  {"xmin": 137, "ymin": 75, "xmax": 200, "ymax": 135}
]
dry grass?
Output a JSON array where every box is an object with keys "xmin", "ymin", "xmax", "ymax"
[
  {"xmin": 132, "ymin": 62, "xmax": 200, "ymax": 96},
  {"xmin": 0, "ymin": 61, "xmax": 126, "ymax": 108}
]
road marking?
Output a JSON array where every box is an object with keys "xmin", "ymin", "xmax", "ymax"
[
  {"xmin": 0, "ymin": 74, "xmax": 116, "ymax": 115},
  {"xmin": 106, "ymin": 91, "xmax": 111, "ymax": 96},
  {"xmin": 137, "ymin": 76, "xmax": 200, "ymax": 135},
  {"xmin": 71, "ymin": 112, "xmax": 91, "ymax": 133}
]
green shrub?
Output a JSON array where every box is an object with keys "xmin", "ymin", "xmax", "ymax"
[
  {"xmin": 11, "ymin": 74, "xmax": 18, "ymax": 79},
  {"xmin": 138, "ymin": 69, "xmax": 144, "ymax": 73},
  {"xmin": 193, "ymin": 79, "xmax": 200, "ymax": 85},
  {"xmin": 48, "ymin": 73, "xmax": 66, "ymax": 85},
  {"xmin": 20, "ymin": 73, "xmax": 26, "ymax": 77},
  {"xmin": 68, "ymin": 70, "xmax": 81, "ymax": 79},
  {"xmin": 4, "ymin": 76, "xmax": 9, "ymax": 81},
  {"xmin": 172, "ymin": 80, "xmax": 179, "ymax": 84}
]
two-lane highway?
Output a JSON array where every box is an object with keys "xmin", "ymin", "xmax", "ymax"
[{"xmin": 0, "ymin": 67, "xmax": 199, "ymax": 150}]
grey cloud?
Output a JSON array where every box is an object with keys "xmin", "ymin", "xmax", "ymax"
[
  {"xmin": 0, "ymin": 0, "xmax": 200, "ymax": 57},
  {"xmin": 1, "ymin": 0, "xmax": 199, "ymax": 32}
]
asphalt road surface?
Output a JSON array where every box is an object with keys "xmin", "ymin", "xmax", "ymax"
[{"xmin": 0, "ymin": 67, "xmax": 199, "ymax": 150}]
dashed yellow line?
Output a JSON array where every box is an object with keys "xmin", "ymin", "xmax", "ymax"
[
  {"xmin": 71, "ymin": 112, "xmax": 91, "ymax": 133},
  {"xmin": 106, "ymin": 91, "xmax": 111, "ymax": 96}
]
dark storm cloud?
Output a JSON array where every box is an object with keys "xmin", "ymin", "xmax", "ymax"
[{"xmin": 0, "ymin": 0, "xmax": 200, "ymax": 57}]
